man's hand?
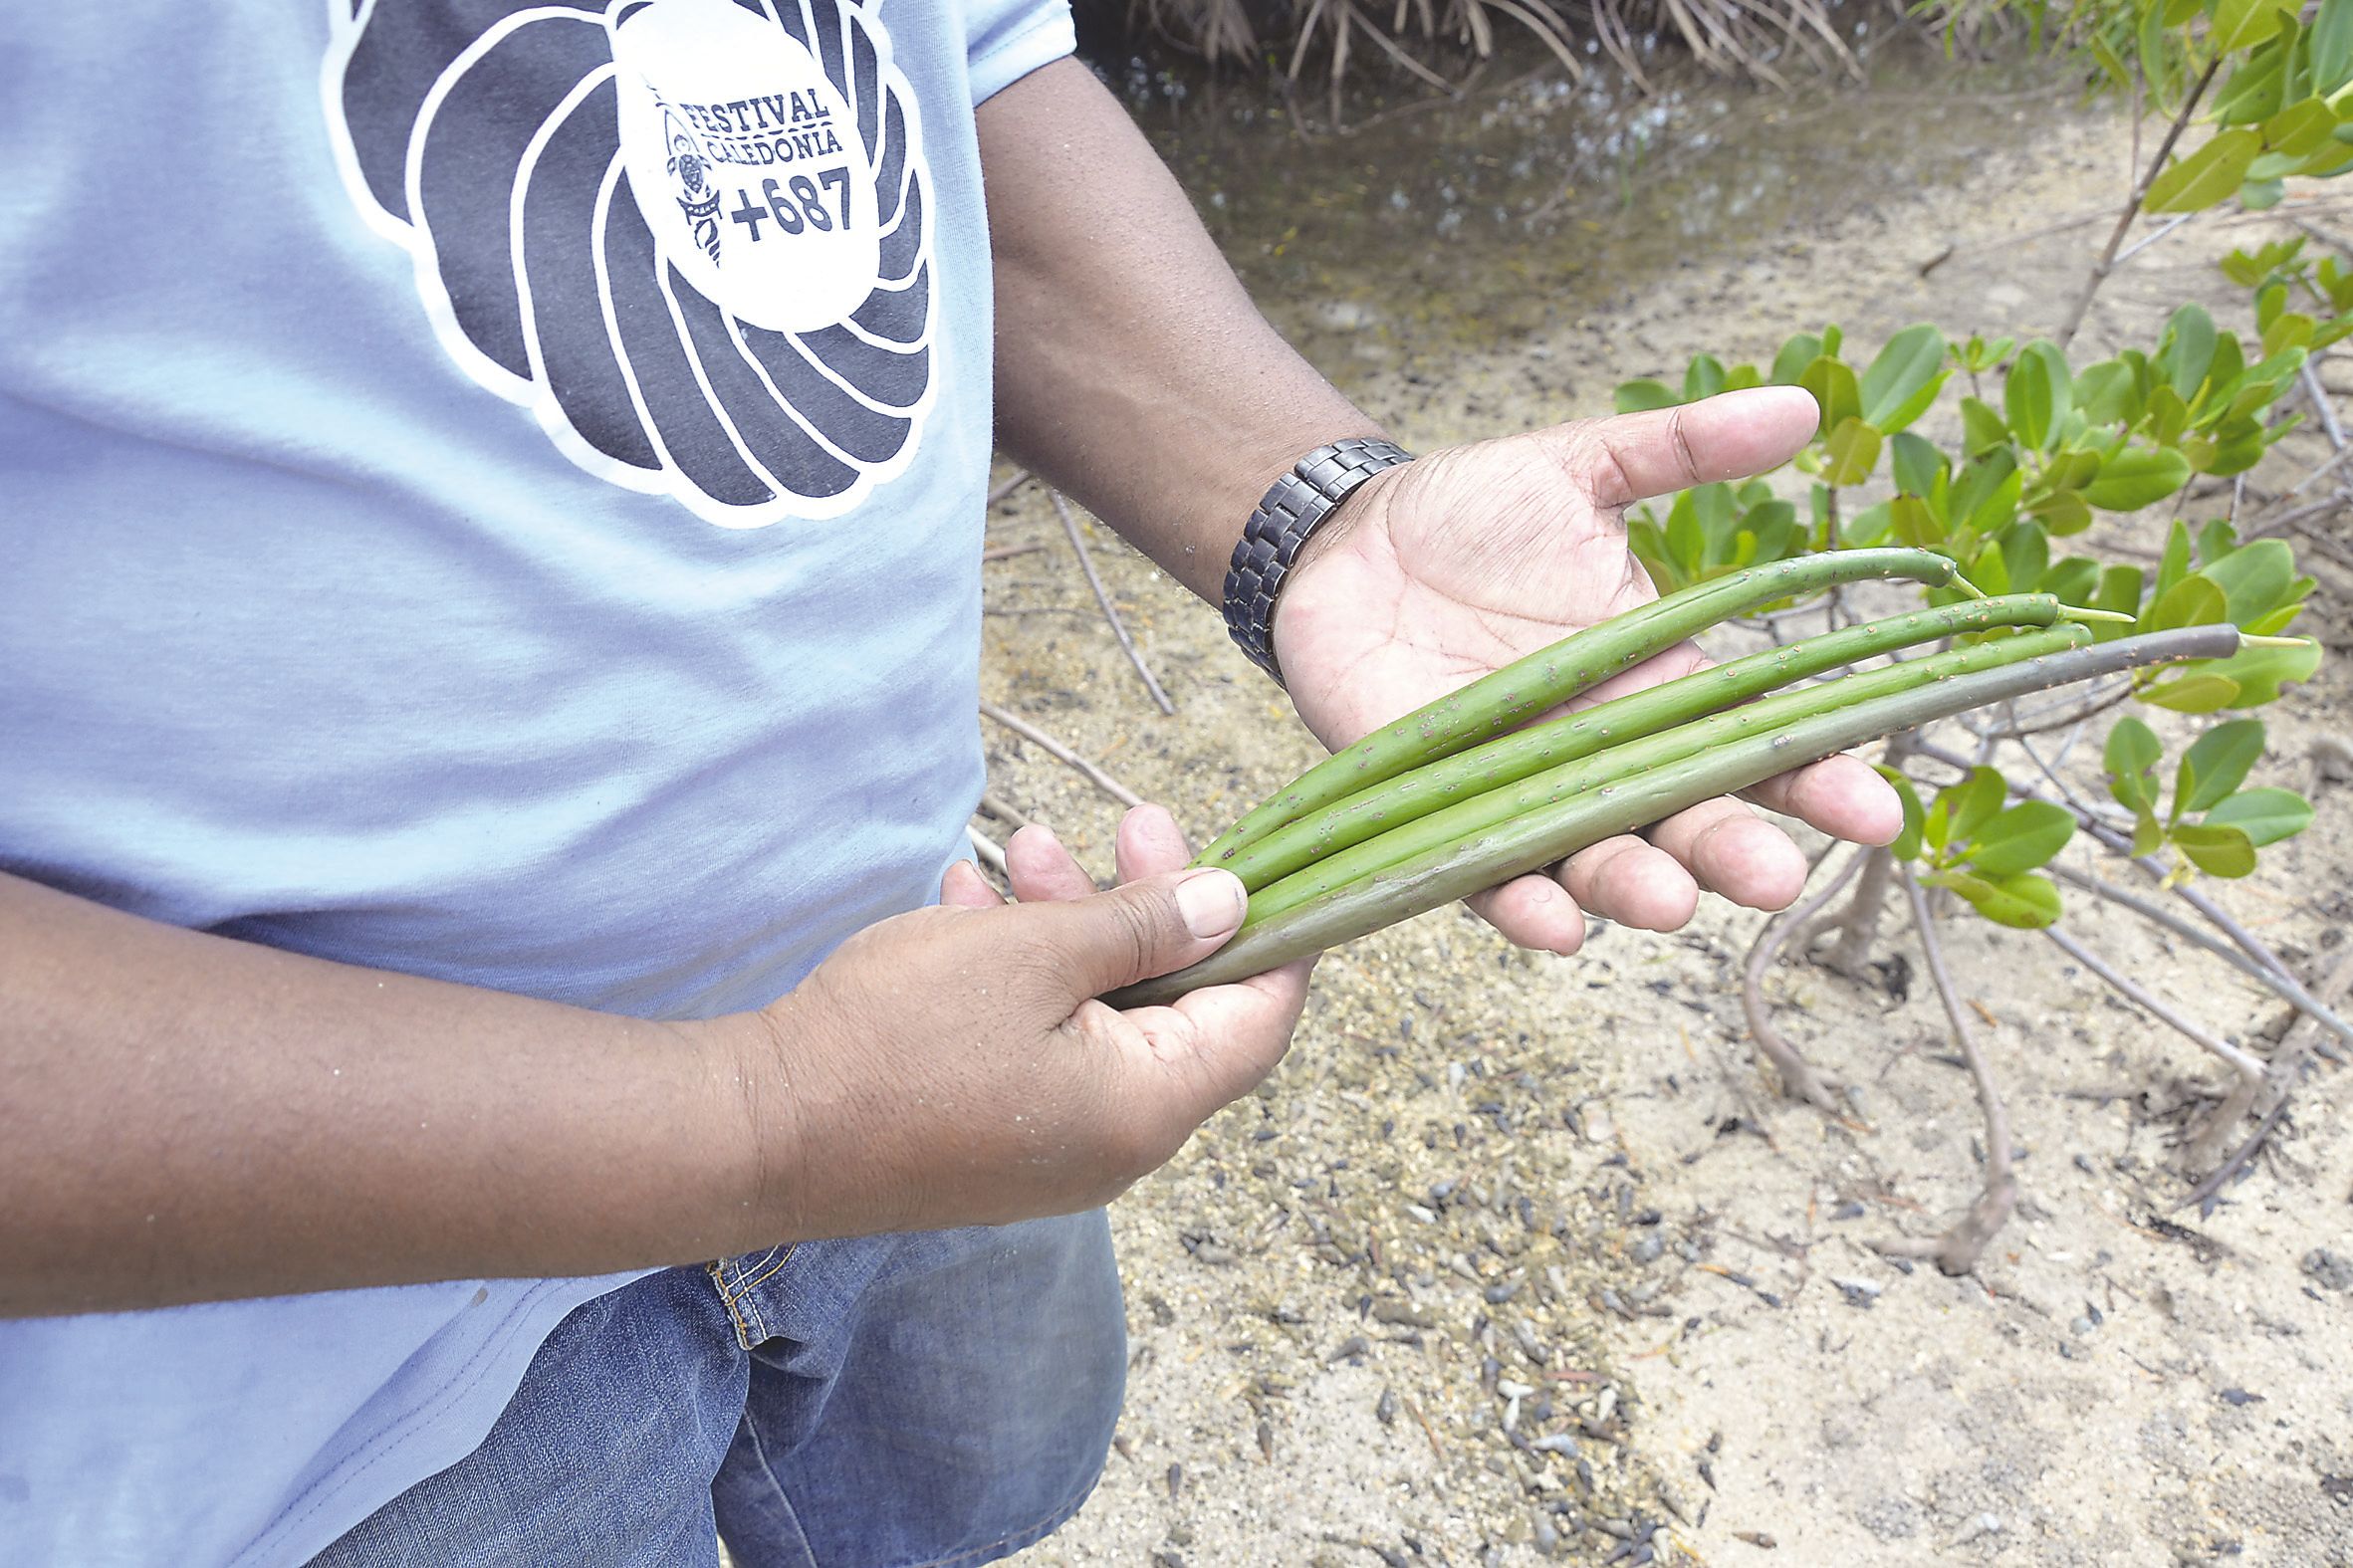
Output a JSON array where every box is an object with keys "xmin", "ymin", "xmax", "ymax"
[
  {"xmin": 736, "ymin": 806, "xmax": 1311, "ymax": 1239},
  {"xmin": 1272, "ymin": 385, "xmax": 1904, "ymax": 956}
]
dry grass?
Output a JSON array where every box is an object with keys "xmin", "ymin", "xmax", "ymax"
[{"xmin": 1093, "ymin": 0, "xmax": 1869, "ymax": 92}]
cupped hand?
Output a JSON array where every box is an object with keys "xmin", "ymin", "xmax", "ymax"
[{"xmin": 1270, "ymin": 386, "xmax": 1902, "ymax": 956}]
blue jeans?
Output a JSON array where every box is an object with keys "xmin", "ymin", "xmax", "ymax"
[{"xmin": 313, "ymin": 1214, "xmax": 1125, "ymax": 1567}]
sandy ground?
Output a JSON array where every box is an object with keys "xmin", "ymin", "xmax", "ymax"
[{"xmin": 981, "ymin": 75, "xmax": 2353, "ymax": 1568}]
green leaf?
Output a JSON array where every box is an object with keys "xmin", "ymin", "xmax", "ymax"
[
  {"xmin": 1684, "ymin": 354, "xmax": 1727, "ymax": 403},
  {"xmin": 2147, "ymin": 572, "xmax": 2228, "ymax": 631},
  {"xmin": 2317, "ymin": 0, "xmax": 2353, "ymax": 91},
  {"xmin": 1964, "ymin": 800, "xmax": 2077, "ymax": 878},
  {"xmin": 2184, "ymin": 633, "xmax": 2323, "ymax": 705},
  {"xmin": 1961, "ymin": 396, "xmax": 2012, "ymax": 457},
  {"xmin": 2139, "ymin": 672, "xmax": 2244, "ymax": 712},
  {"xmin": 1929, "ymin": 868, "xmax": 2065, "ymax": 928},
  {"xmin": 2203, "ymin": 786, "xmax": 2314, "ymax": 845},
  {"xmin": 2000, "ymin": 519, "xmax": 2050, "ymax": 593},
  {"xmin": 1860, "ymin": 326, "xmax": 1949, "ymax": 432},
  {"xmin": 2095, "ymin": 563, "xmax": 2146, "ymax": 621},
  {"xmin": 1878, "ymin": 765, "xmax": 1927, "ymax": 861},
  {"xmin": 2144, "ymin": 128, "xmax": 2263, "ymax": 213},
  {"xmin": 2200, "ymin": 537, "xmax": 2300, "ymax": 623},
  {"xmin": 1889, "ymin": 494, "xmax": 1945, "ymax": 548},
  {"xmin": 1770, "ymin": 333, "xmax": 1823, "ymax": 387},
  {"xmin": 1821, "ymin": 417, "xmax": 1883, "ymax": 486},
  {"xmin": 2003, "ymin": 339, "xmax": 2072, "ymax": 451},
  {"xmin": 2171, "ymin": 822, "xmax": 2258, "ymax": 878},
  {"xmin": 1941, "ymin": 766, "xmax": 2009, "ymax": 842},
  {"xmin": 2155, "ymin": 519, "xmax": 2194, "ymax": 602},
  {"xmin": 1952, "ymin": 448, "xmax": 2022, "ymax": 538},
  {"xmin": 2082, "ymin": 447, "xmax": 2192, "ymax": 511},
  {"xmin": 1890, "ymin": 430, "xmax": 1947, "ymax": 497},
  {"xmin": 2156, "ymin": 305, "xmax": 2220, "ymax": 401},
  {"xmin": 2026, "ymin": 489, "xmax": 2094, "ymax": 536},
  {"xmin": 2261, "ymin": 96, "xmax": 2339, "ymax": 158},
  {"xmin": 1799, "ymin": 356, "xmax": 1863, "ymax": 435},
  {"xmin": 2042, "ymin": 556, "xmax": 2101, "ymax": 604},
  {"xmin": 2179, "ymin": 719, "xmax": 2267, "ymax": 813},
  {"xmin": 2074, "ymin": 359, "xmax": 2142, "ymax": 426},
  {"xmin": 2106, "ymin": 717, "xmax": 2163, "ymax": 814},
  {"xmin": 1615, "ymin": 379, "xmax": 1678, "ymax": 415},
  {"xmin": 2215, "ymin": 0, "xmax": 2295, "ymax": 53}
]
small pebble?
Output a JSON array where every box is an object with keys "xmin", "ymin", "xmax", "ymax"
[{"xmin": 1631, "ymin": 1233, "xmax": 1664, "ymax": 1264}]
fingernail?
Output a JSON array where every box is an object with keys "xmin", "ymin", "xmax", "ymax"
[{"xmin": 1176, "ymin": 869, "xmax": 1245, "ymax": 939}]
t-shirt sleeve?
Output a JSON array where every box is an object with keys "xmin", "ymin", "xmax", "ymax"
[{"xmin": 965, "ymin": 0, "xmax": 1075, "ymax": 104}]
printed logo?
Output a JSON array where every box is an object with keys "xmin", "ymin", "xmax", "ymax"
[{"xmin": 324, "ymin": 0, "xmax": 936, "ymax": 527}]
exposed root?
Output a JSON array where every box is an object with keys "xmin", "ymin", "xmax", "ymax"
[
  {"xmin": 1739, "ymin": 847, "xmax": 1866, "ymax": 1112},
  {"xmin": 1875, "ymin": 867, "xmax": 2016, "ymax": 1276}
]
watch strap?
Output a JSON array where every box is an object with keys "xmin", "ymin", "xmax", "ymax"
[{"xmin": 1222, "ymin": 437, "xmax": 1414, "ymax": 685}]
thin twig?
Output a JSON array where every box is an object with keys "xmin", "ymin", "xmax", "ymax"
[
  {"xmin": 981, "ymin": 542, "xmax": 1048, "ymax": 563},
  {"xmin": 2112, "ymin": 211, "xmax": 2199, "ymax": 267},
  {"xmin": 987, "ymin": 468, "xmax": 1034, "ymax": 507},
  {"xmin": 2049, "ymin": 863, "xmax": 2353, "ymax": 1045},
  {"xmin": 2042, "ymin": 925, "xmax": 2266, "ymax": 1082},
  {"xmin": 977, "ymin": 790, "xmax": 1035, "ymax": 831},
  {"xmin": 2056, "ymin": 56, "xmax": 2222, "ymax": 350},
  {"xmin": 2302, "ymin": 360, "xmax": 2348, "ymax": 455},
  {"xmin": 1875, "ymin": 867, "xmax": 2017, "ymax": 1275},
  {"xmin": 1051, "ymin": 491, "xmax": 1176, "ymax": 716},
  {"xmin": 2177, "ymin": 943, "xmax": 2353, "ymax": 1208},
  {"xmin": 978, "ymin": 700, "xmax": 1145, "ymax": 809},
  {"xmin": 966, "ymin": 822, "xmax": 1009, "ymax": 877},
  {"xmin": 1739, "ymin": 847, "xmax": 1866, "ymax": 1112}
]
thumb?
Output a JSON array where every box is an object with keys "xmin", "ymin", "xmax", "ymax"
[
  {"xmin": 1579, "ymin": 385, "xmax": 1820, "ymax": 511},
  {"xmin": 1017, "ymin": 867, "xmax": 1248, "ymax": 1004}
]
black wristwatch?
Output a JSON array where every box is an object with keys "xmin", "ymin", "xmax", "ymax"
[{"xmin": 1221, "ymin": 437, "xmax": 1414, "ymax": 685}]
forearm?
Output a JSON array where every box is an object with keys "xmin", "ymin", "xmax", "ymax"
[
  {"xmin": 980, "ymin": 58, "xmax": 1387, "ymax": 600},
  {"xmin": 0, "ymin": 871, "xmax": 760, "ymax": 1316}
]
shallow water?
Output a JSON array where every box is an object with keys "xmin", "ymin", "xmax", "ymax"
[{"xmin": 1113, "ymin": 33, "xmax": 2069, "ymax": 371}]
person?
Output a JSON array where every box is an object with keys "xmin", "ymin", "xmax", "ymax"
[{"xmin": 0, "ymin": 2, "xmax": 1897, "ymax": 1563}]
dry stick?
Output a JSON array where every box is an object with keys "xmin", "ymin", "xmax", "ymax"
[
  {"xmin": 977, "ymin": 700, "xmax": 1145, "ymax": 809},
  {"xmin": 2055, "ymin": 56, "xmax": 2223, "ymax": 351},
  {"xmin": 981, "ymin": 542, "xmax": 1049, "ymax": 563},
  {"xmin": 2042, "ymin": 925, "xmax": 2267, "ymax": 1081},
  {"xmin": 1914, "ymin": 739, "xmax": 2353, "ymax": 1060},
  {"xmin": 1050, "ymin": 491, "xmax": 1176, "ymax": 716},
  {"xmin": 1738, "ymin": 846, "xmax": 1869, "ymax": 1112},
  {"xmin": 965, "ymin": 822, "xmax": 1009, "ymax": 878},
  {"xmin": 2241, "ymin": 441, "xmax": 2353, "ymax": 533},
  {"xmin": 2178, "ymin": 942, "xmax": 2353, "ymax": 1210},
  {"xmin": 2049, "ymin": 862, "xmax": 2353, "ymax": 1045},
  {"xmin": 2302, "ymin": 359, "xmax": 2349, "ymax": 455},
  {"xmin": 1878, "ymin": 867, "xmax": 2017, "ymax": 1275},
  {"xmin": 987, "ymin": 467, "xmax": 1033, "ymax": 507},
  {"xmin": 976, "ymin": 790, "xmax": 1035, "ymax": 831}
]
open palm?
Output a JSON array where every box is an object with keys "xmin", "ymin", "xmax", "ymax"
[{"xmin": 1270, "ymin": 386, "xmax": 1902, "ymax": 955}]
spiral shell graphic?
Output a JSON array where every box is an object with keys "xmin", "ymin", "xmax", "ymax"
[{"xmin": 324, "ymin": 0, "xmax": 935, "ymax": 526}]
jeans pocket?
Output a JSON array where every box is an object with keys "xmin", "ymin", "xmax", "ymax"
[{"xmin": 705, "ymin": 1244, "xmax": 800, "ymax": 1350}]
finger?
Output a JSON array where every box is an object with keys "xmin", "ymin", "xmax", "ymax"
[
  {"xmin": 1018, "ymin": 867, "xmax": 1250, "ymax": 1003},
  {"xmin": 1644, "ymin": 796, "xmax": 1809, "ymax": 913},
  {"xmin": 1006, "ymin": 823, "xmax": 1098, "ymax": 904},
  {"xmin": 1114, "ymin": 803, "xmax": 1194, "ymax": 884},
  {"xmin": 1468, "ymin": 874, "xmax": 1588, "ymax": 956},
  {"xmin": 1113, "ymin": 956, "xmax": 1316, "ymax": 1113},
  {"xmin": 1743, "ymin": 753, "xmax": 1905, "ymax": 847},
  {"xmin": 940, "ymin": 858, "xmax": 1007, "ymax": 909},
  {"xmin": 1557, "ymin": 835, "xmax": 1700, "ymax": 931},
  {"xmin": 1581, "ymin": 386, "xmax": 1821, "ymax": 511}
]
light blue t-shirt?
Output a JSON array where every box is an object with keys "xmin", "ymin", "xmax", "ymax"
[{"xmin": 0, "ymin": 2, "xmax": 1074, "ymax": 1562}]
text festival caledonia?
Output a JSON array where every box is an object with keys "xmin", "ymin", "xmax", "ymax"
[{"xmin": 662, "ymin": 92, "xmax": 847, "ymax": 166}]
